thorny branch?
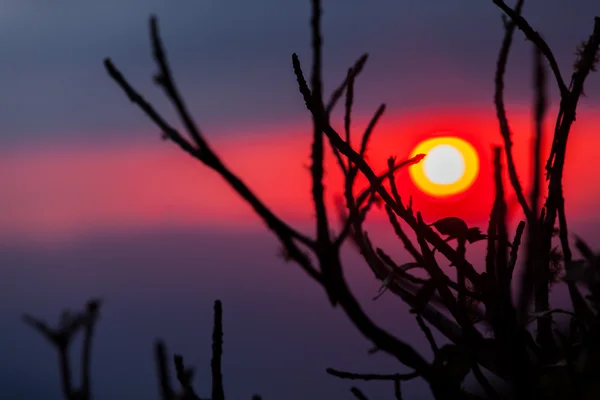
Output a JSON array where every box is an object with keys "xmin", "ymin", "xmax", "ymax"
[
  {"xmin": 98, "ymin": 0, "xmax": 600, "ymax": 398},
  {"xmin": 106, "ymin": 5, "xmax": 444, "ymax": 396},
  {"xmin": 105, "ymin": 19, "xmax": 321, "ymax": 286}
]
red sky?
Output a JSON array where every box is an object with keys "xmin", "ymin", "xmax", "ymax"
[{"xmin": 2, "ymin": 106, "xmax": 599, "ymax": 245}]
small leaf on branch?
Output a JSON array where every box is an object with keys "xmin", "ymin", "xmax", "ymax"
[{"xmin": 429, "ymin": 217, "xmax": 469, "ymax": 238}]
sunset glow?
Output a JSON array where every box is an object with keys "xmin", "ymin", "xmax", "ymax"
[
  {"xmin": 408, "ymin": 136, "xmax": 479, "ymax": 198},
  {"xmin": 1, "ymin": 108, "xmax": 599, "ymax": 244}
]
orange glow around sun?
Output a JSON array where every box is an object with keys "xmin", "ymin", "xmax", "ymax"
[{"xmin": 409, "ymin": 136, "xmax": 480, "ymax": 198}]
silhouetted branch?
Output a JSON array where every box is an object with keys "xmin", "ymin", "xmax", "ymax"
[
  {"xmin": 385, "ymin": 205, "xmax": 422, "ymax": 262},
  {"xmin": 100, "ymin": 0, "xmax": 600, "ymax": 399},
  {"xmin": 211, "ymin": 300, "xmax": 225, "ymax": 400},
  {"xmin": 394, "ymin": 378, "xmax": 403, "ymax": 400},
  {"xmin": 23, "ymin": 299, "xmax": 102, "ymax": 400},
  {"xmin": 22, "ymin": 315, "xmax": 74, "ymax": 398},
  {"xmin": 507, "ymin": 221, "xmax": 526, "ymax": 278},
  {"xmin": 155, "ymin": 341, "xmax": 175, "ymax": 400},
  {"xmin": 494, "ymin": 0, "xmax": 532, "ymax": 222},
  {"xmin": 492, "ymin": 0, "xmax": 568, "ymax": 97},
  {"xmin": 488, "ymin": 148, "xmax": 536, "ymax": 399},
  {"xmin": 336, "ymin": 154, "xmax": 425, "ymax": 247},
  {"xmin": 105, "ymin": 18, "xmax": 321, "ymax": 286},
  {"xmin": 174, "ymin": 354, "xmax": 197, "ymax": 397},
  {"xmin": 326, "ymin": 368, "xmax": 419, "ymax": 382},
  {"xmin": 415, "ymin": 314, "xmax": 439, "ymax": 355},
  {"xmin": 326, "ymin": 54, "xmax": 369, "ymax": 114},
  {"xmin": 344, "ymin": 67, "xmax": 354, "ymax": 157},
  {"xmin": 350, "ymin": 387, "xmax": 370, "ymax": 400},
  {"xmin": 293, "ymin": 53, "xmax": 483, "ymax": 292},
  {"xmin": 493, "ymin": 148, "xmax": 509, "ymax": 297},
  {"xmin": 540, "ymin": 17, "xmax": 600, "ymax": 344},
  {"xmin": 531, "ymin": 46, "xmax": 545, "ymax": 228},
  {"xmin": 307, "ymin": 0, "xmax": 337, "ymax": 307},
  {"xmin": 325, "ymin": 54, "xmax": 369, "ymax": 173},
  {"xmin": 81, "ymin": 300, "xmax": 101, "ymax": 398},
  {"xmin": 152, "ymin": 300, "xmax": 238, "ymax": 400},
  {"xmin": 528, "ymin": 43, "xmax": 556, "ymax": 352}
]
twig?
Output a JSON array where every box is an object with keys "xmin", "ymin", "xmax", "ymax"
[
  {"xmin": 350, "ymin": 387, "xmax": 370, "ymax": 400},
  {"xmin": 23, "ymin": 302, "xmax": 100, "ymax": 400},
  {"xmin": 394, "ymin": 379, "xmax": 403, "ymax": 400},
  {"xmin": 507, "ymin": 221, "xmax": 526, "ymax": 278},
  {"xmin": 415, "ymin": 314, "xmax": 439, "ymax": 355},
  {"xmin": 174, "ymin": 354, "xmax": 198, "ymax": 397},
  {"xmin": 492, "ymin": 0, "xmax": 568, "ymax": 97},
  {"xmin": 541, "ymin": 17, "xmax": 600, "ymax": 336},
  {"xmin": 326, "ymin": 54, "xmax": 369, "ymax": 114},
  {"xmin": 344, "ymin": 67, "xmax": 354, "ymax": 159},
  {"xmin": 385, "ymin": 205, "xmax": 422, "ymax": 262},
  {"xmin": 81, "ymin": 299, "xmax": 101, "ymax": 398},
  {"xmin": 211, "ymin": 300, "xmax": 225, "ymax": 400},
  {"xmin": 531, "ymin": 45, "xmax": 545, "ymax": 228},
  {"xmin": 293, "ymin": 53, "xmax": 483, "ymax": 289},
  {"xmin": 488, "ymin": 147, "xmax": 536, "ymax": 399},
  {"xmin": 494, "ymin": 0, "xmax": 532, "ymax": 222},
  {"xmin": 305, "ymin": 0, "xmax": 338, "ymax": 306},
  {"xmin": 493, "ymin": 148, "xmax": 509, "ymax": 297},
  {"xmin": 325, "ymin": 54, "xmax": 369, "ymax": 174},
  {"xmin": 336, "ymin": 154, "xmax": 425, "ymax": 247},
  {"xmin": 529, "ymin": 43, "xmax": 556, "ymax": 351},
  {"xmin": 326, "ymin": 368, "xmax": 419, "ymax": 382},
  {"xmin": 155, "ymin": 341, "xmax": 174, "ymax": 400}
]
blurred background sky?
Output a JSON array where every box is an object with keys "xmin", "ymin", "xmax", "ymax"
[{"xmin": 0, "ymin": 0, "xmax": 599, "ymax": 399}]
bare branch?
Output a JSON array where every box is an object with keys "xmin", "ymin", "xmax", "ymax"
[
  {"xmin": 415, "ymin": 314, "xmax": 439, "ymax": 355},
  {"xmin": 326, "ymin": 54, "xmax": 369, "ymax": 114},
  {"xmin": 492, "ymin": 0, "xmax": 569, "ymax": 97},
  {"xmin": 211, "ymin": 301, "xmax": 225, "ymax": 400},
  {"xmin": 507, "ymin": 220, "xmax": 526, "ymax": 278},
  {"xmin": 394, "ymin": 379, "xmax": 403, "ymax": 400},
  {"xmin": 327, "ymin": 368, "xmax": 419, "ymax": 382},
  {"xmin": 336, "ymin": 154, "xmax": 425, "ymax": 247},
  {"xmin": 306, "ymin": 0, "xmax": 337, "ymax": 305},
  {"xmin": 81, "ymin": 299, "xmax": 102, "ymax": 398},
  {"xmin": 105, "ymin": 29, "xmax": 321, "ymax": 285},
  {"xmin": 350, "ymin": 387, "xmax": 370, "ymax": 400},
  {"xmin": 344, "ymin": 67, "xmax": 354, "ymax": 158},
  {"xmin": 155, "ymin": 341, "xmax": 175, "ymax": 400},
  {"xmin": 494, "ymin": 0, "xmax": 533, "ymax": 222},
  {"xmin": 325, "ymin": 54, "xmax": 369, "ymax": 174},
  {"xmin": 293, "ymin": 54, "xmax": 483, "ymax": 288}
]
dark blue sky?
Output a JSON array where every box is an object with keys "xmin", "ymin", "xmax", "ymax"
[{"xmin": 0, "ymin": 0, "xmax": 598, "ymax": 144}]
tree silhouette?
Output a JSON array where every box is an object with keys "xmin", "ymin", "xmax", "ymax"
[{"xmin": 25, "ymin": 0, "xmax": 600, "ymax": 398}]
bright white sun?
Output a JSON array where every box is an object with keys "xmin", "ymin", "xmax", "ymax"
[
  {"xmin": 423, "ymin": 144, "xmax": 466, "ymax": 184},
  {"xmin": 409, "ymin": 136, "xmax": 479, "ymax": 198}
]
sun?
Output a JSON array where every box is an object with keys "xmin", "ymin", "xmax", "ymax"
[{"xmin": 409, "ymin": 136, "xmax": 479, "ymax": 198}]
